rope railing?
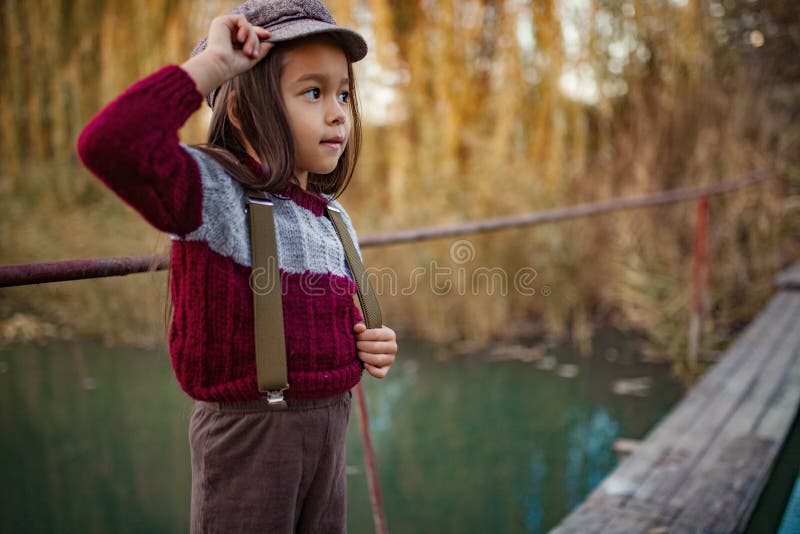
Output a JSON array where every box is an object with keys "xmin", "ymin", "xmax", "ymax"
[
  {"xmin": 0, "ymin": 169, "xmax": 779, "ymax": 288},
  {"xmin": 360, "ymin": 169, "xmax": 777, "ymax": 246}
]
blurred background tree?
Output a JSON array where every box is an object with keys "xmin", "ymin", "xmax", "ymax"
[{"xmin": 1, "ymin": 0, "xmax": 798, "ymax": 370}]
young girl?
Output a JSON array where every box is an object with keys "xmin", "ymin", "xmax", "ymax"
[{"xmin": 77, "ymin": 1, "xmax": 397, "ymax": 531}]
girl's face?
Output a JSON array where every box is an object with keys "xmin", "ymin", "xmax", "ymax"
[{"xmin": 279, "ymin": 41, "xmax": 351, "ymax": 181}]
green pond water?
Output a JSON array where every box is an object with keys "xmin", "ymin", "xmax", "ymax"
[{"xmin": 0, "ymin": 333, "xmax": 685, "ymax": 533}]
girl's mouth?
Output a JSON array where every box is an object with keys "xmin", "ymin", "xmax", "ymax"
[{"xmin": 320, "ymin": 136, "xmax": 344, "ymax": 150}]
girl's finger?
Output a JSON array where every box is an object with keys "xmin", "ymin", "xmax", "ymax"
[
  {"xmin": 356, "ymin": 327, "xmax": 394, "ymax": 341},
  {"xmin": 359, "ymin": 352, "xmax": 394, "ymax": 367},
  {"xmin": 236, "ymin": 16, "xmax": 249, "ymax": 44},
  {"xmin": 365, "ymin": 363, "xmax": 389, "ymax": 379},
  {"xmin": 257, "ymin": 41, "xmax": 274, "ymax": 58},
  {"xmin": 248, "ymin": 27, "xmax": 261, "ymax": 57},
  {"xmin": 243, "ymin": 30, "xmax": 254, "ymax": 55},
  {"xmin": 356, "ymin": 340, "xmax": 397, "ymax": 354}
]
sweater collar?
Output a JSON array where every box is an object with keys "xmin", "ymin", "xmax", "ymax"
[{"xmin": 241, "ymin": 156, "xmax": 329, "ymax": 217}]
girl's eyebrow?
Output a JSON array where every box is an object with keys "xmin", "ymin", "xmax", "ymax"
[{"xmin": 293, "ymin": 73, "xmax": 350, "ymax": 86}]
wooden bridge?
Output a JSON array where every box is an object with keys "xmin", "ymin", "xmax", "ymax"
[{"xmin": 553, "ymin": 260, "xmax": 800, "ymax": 533}]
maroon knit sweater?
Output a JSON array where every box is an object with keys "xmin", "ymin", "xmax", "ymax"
[{"xmin": 77, "ymin": 65, "xmax": 364, "ymax": 401}]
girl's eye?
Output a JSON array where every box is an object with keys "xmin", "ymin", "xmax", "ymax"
[
  {"xmin": 338, "ymin": 91, "xmax": 350, "ymax": 103},
  {"xmin": 303, "ymin": 88, "xmax": 321, "ymax": 100}
]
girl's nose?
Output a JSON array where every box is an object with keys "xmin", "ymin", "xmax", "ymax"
[{"xmin": 328, "ymin": 99, "xmax": 346, "ymax": 125}]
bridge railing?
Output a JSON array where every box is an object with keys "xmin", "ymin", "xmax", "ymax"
[{"xmin": 0, "ymin": 170, "xmax": 777, "ymax": 287}]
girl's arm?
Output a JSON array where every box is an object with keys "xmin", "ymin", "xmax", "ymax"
[
  {"xmin": 77, "ymin": 66, "xmax": 206, "ymax": 235},
  {"xmin": 77, "ymin": 15, "xmax": 273, "ymax": 235}
]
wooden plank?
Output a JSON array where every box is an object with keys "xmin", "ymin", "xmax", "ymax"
[
  {"xmin": 551, "ymin": 291, "xmax": 800, "ymax": 532},
  {"xmin": 722, "ymin": 436, "xmax": 783, "ymax": 534},
  {"xmin": 610, "ymin": 293, "xmax": 799, "ymax": 508},
  {"xmin": 733, "ymin": 358, "xmax": 800, "ymax": 531},
  {"xmin": 671, "ymin": 435, "xmax": 777, "ymax": 532},
  {"xmin": 756, "ymin": 350, "xmax": 800, "ymax": 440},
  {"xmin": 629, "ymin": 290, "xmax": 789, "ymax": 441},
  {"xmin": 707, "ymin": 331, "xmax": 800, "ymax": 532},
  {"xmin": 600, "ymin": 498, "xmax": 667, "ymax": 534},
  {"xmin": 551, "ymin": 496, "xmax": 626, "ymax": 533},
  {"xmin": 589, "ymin": 293, "xmax": 793, "ymax": 508},
  {"xmin": 552, "ymin": 293, "xmax": 796, "ymax": 532},
  {"xmin": 600, "ymin": 508, "xmax": 659, "ymax": 534},
  {"xmin": 666, "ymin": 295, "xmax": 800, "ymax": 514},
  {"xmin": 775, "ymin": 260, "xmax": 800, "ymax": 290},
  {"xmin": 629, "ymin": 293, "xmax": 800, "ymax": 506}
]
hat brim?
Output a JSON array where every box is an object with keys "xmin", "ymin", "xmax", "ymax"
[
  {"xmin": 264, "ymin": 20, "xmax": 367, "ymax": 62},
  {"xmin": 190, "ymin": 18, "xmax": 367, "ymax": 109}
]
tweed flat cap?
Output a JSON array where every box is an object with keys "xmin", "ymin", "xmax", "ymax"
[{"xmin": 191, "ymin": 0, "xmax": 368, "ymax": 108}]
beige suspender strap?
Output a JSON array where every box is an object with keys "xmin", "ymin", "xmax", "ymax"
[
  {"xmin": 246, "ymin": 192, "xmax": 288, "ymax": 408},
  {"xmin": 246, "ymin": 190, "xmax": 383, "ymax": 408},
  {"xmin": 326, "ymin": 206, "xmax": 383, "ymax": 330}
]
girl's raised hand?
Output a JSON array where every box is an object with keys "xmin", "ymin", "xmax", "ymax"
[
  {"xmin": 205, "ymin": 15, "xmax": 273, "ymax": 75},
  {"xmin": 353, "ymin": 323, "xmax": 397, "ymax": 379},
  {"xmin": 181, "ymin": 15, "xmax": 274, "ymax": 97}
]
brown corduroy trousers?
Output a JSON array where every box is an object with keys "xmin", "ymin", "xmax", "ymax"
[{"xmin": 188, "ymin": 390, "xmax": 352, "ymax": 533}]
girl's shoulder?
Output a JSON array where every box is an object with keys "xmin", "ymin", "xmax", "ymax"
[
  {"xmin": 322, "ymin": 194, "xmax": 362, "ymax": 257},
  {"xmin": 181, "ymin": 143, "xmax": 263, "ymax": 203},
  {"xmin": 181, "ymin": 144, "xmax": 244, "ymax": 189},
  {"xmin": 323, "ymin": 194, "xmax": 352, "ymax": 222},
  {"xmin": 176, "ymin": 144, "xmax": 252, "ymax": 264}
]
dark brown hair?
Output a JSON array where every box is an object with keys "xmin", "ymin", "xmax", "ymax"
[{"xmin": 192, "ymin": 33, "xmax": 362, "ymax": 199}]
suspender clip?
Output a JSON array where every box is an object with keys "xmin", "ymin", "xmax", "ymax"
[{"xmin": 265, "ymin": 389, "xmax": 288, "ymax": 409}]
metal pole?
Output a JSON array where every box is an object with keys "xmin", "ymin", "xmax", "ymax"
[
  {"xmin": 0, "ymin": 255, "xmax": 169, "ymax": 287},
  {"xmin": 354, "ymin": 382, "xmax": 388, "ymax": 534},
  {"xmin": 689, "ymin": 196, "xmax": 710, "ymax": 369}
]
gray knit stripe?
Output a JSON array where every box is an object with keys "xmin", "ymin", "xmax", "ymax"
[
  {"xmin": 172, "ymin": 145, "xmax": 360, "ymax": 281},
  {"xmin": 178, "ymin": 145, "xmax": 251, "ymax": 264}
]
